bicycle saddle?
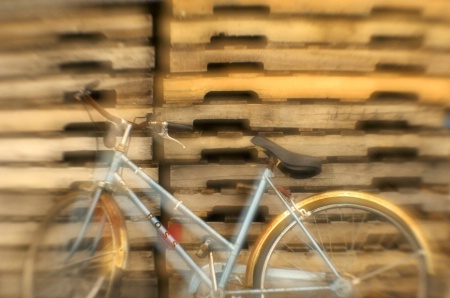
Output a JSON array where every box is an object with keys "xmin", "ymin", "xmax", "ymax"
[{"xmin": 251, "ymin": 136, "xmax": 322, "ymax": 179}]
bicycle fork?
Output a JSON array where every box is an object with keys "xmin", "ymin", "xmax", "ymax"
[{"xmin": 64, "ymin": 188, "xmax": 105, "ymax": 263}]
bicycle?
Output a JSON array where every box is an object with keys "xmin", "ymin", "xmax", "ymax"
[{"xmin": 22, "ymin": 82, "xmax": 433, "ymax": 298}]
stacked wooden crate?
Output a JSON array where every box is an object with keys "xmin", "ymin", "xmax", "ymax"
[
  {"xmin": 158, "ymin": 0, "xmax": 450, "ymax": 296},
  {"xmin": 0, "ymin": 2, "xmax": 157, "ymax": 297}
]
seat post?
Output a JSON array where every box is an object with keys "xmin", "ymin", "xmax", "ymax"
[{"xmin": 267, "ymin": 155, "xmax": 278, "ymax": 171}]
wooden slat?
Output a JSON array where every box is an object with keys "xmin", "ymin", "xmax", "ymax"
[
  {"xmin": 171, "ymin": 0, "xmax": 450, "ymax": 20},
  {"xmin": 174, "ymin": 190, "xmax": 450, "ymax": 218},
  {"xmin": 0, "ymin": 107, "xmax": 149, "ymax": 132},
  {"xmin": 0, "ymin": 11, "xmax": 153, "ymax": 49},
  {"xmin": 0, "ymin": 166, "xmax": 158, "ymax": 190},
  {"xmin": 163, "ymin": 74, "xmax": 450, "ymax": 105},
  {"xmin": 0, "ymin": 2, "xmax": 152, "ymax": 20},
  {"xmin": 170, "ymin": 17, "xmax": 450, "ymax": 49},
  {"xmin": 170, "ymin": 47, "xmax": 450, "ymax": 75},
  {"xmin": 166, "ymin": 220, "xmax": 443, "ymax": 250},
  {"xmin": 0, "ymin": 46, "xmax": 155, "ymax": 78},
  {"xmin": 170, "ymin": 162, "xmax": 450, "ymax": 189},
  {"xmin": 155, "ymin": 103, "xmax": 447, "ymax": 130},
  {"xmin": 162, "ymin": 134, "xmax": 450, "ymax": 161},
  {"xmin": 0, "ymin": 220, "xmax": 158, "ymax": 248},
  {"xmin": 1, "ymin": 136, "xmax": 152, "ymax": 162},
  {"xmin": 0, "ymin": 193, "xmax": 160, "ymax": 220},
  {"xmin": 0, "ymin": 75, "xmax": 153, "ymax": 106}
]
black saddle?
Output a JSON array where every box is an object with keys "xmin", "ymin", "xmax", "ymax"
[{"xmin": 251, "ymin": 136, "xmax": 322, "ymax": 179}]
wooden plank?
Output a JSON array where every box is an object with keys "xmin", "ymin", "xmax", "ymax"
[
  {"xmin": 0, "ymin": 11, "xmax": 153, "ymax": 49},
  {"xmin": 163, "ymin": 74, "xmax": 450, "ymax": 105},
  {"xmin": 0, "ymin": 75, "xmax": 153, "ymax": 106},
  {"xmin": 171, "ymin": 0, "xmax": 450, "ymax": 20},
  {"xmin": 0, "ymin": 2, "xmax": 152, "ymax": 20},
  {"xmin": 0, "ymin": 166, "xmax": 158, "ymax": 190},
  {"xmin": 170, "ymin": 221, "xmax": 441, "ymax": 253},
  {"xmin": 0, "ymin": 46, "xmax": 155, "ymax": 77},
  {"xmin": 0, "ymin": 220, "xmax": 158, "ymax": 248},
  {"xmin": 0, "ymin": 193, "xmax": 160, "ymax": 220},
  {"xmin": 162, "ymin": 134, "xmax": 450, "ymax": 161},
  {"xmin": 1, "ymin": 136, "xmax": 152, "ymax": 162},
  {"xmin": 174, "ymin": 190, "xmax": 450, "ymax": 218},
  {"xmin": 170, "ymin": 17, "xmax": 450, "ymax": 49},
  {"xmin": 170, "ymin": 47, "xmax": 450, "ymax": 75},
  {"xmin": 170, "ymin": 162, "xmax": 450, "ymax": 189},
  {"xmin": 155, "ymin": 103, "xmax": 447, "ymax": 130},
  {"xmin": 0, "ymin": 107, "xmax": 150, "ymax": 132}
]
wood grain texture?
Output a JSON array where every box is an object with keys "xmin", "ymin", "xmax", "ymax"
[
  {"xmin": 170, "ymin": 162, "xmax": 450, "ymax": 189},
  {"xmin": 0, "ymin": 46, "xmax": 155, "ymax": 78},
  {"xmin": 0, "ymin": 166, "xmax": 158, "ymax": 190},
  {"xmin": 171, "ymin": 0, "xmax": 450, "ymax": 20},
  {"xmin": 0, "ymin": 75, "xmax": 153, "ymax": 106},
  {"xmin": 1, "ymin": 136, "xmax": 152, "ymax": 162},
  {"xmin": 0, "ymin": 107, "xmax": 148, "ymax": 132},
  {"xmin": 155, "ymin": 103, "xmax": 447, "ymax": 129},
  {"xmin": 0, "ymin": 10, "xmax": 153, "ymax": 49},
  {"xmin": 163, "ymin": 74, "xmax": 450, "ymax": 105},
  {"xmin": 162, "ymin": 134, "xmax": 450, "ymax": 161},
  {"xmin": 170, "ymin": 47, "xmax": 450, "ymax": 75},
  {"xmin": 170, "ymin": 17, "xmax": 450, "ymax": 49}
]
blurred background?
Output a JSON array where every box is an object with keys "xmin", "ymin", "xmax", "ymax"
[{"xmin": 0, "ymin": 0, "xmax": 448, "ymax": 297}]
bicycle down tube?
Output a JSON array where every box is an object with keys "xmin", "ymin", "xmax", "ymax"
[
  {"xmin": 116, "ymin": 150, "xmax": 336, "ymax": 295},
  {"xmin": 116, "ymin": 150, "xmax": 272, "ymax": 291}
]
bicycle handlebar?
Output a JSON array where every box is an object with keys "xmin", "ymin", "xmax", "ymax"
[
  {"xmin": 167, "ymin": 122, "xmax": 194, "ymax": 132},
  {"xmin": 76, "ymin": 81, "xmax": 194, "ymax": 134}
]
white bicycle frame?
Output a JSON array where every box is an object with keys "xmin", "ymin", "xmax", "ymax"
[{"xmin": 72, "ymin": 122, "xmax": 338, "ymax": 296}]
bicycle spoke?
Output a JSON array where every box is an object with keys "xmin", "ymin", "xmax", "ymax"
[
  {"xmin": 353, "ymin": 251, "xmax": 425, "ymax": 285},
  {"xmin": 252, "ymin": 194, "xmax": 429, "ymax": 298}
]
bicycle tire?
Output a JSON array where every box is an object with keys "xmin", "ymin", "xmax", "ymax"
[
  {"xmin": 247, "ymin": 191, "xmax": 432, "ymax": 298},
  {"xmin": 23, "ymin": 191, "xmax": 128, "ymax": 298}
]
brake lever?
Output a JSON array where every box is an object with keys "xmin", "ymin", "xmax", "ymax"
[{"xmin": 158, "ymin": 122, "xmax": 186, "ymax": 149}]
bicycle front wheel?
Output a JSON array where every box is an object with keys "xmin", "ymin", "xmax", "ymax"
[
  {"xmin": 23, "ymin": 191, "xmax": 128, "ymax": 298},
  {"xmin": 248, "ymin": 191, "xmax": 431, "ymax": 298}
]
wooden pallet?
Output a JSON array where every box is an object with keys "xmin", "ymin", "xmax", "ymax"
[
  {"xmin": 0, "ymin": 107, "xmax": 148, "ymax": 132},
  {"xmin": 0, "ymin": 75, "xmax": 153, "ymax": 106},
  {"xmin": 161, "ymin": 1, "xmax": 450, "ymax": 296},
  {"xmin": 171, "ymin": 0, "xmax": 450, "ymax": 20},
  {"xmin": 0, "ymin": 3, "xmax": 157, "ymax": 297},
  {"xmin": 170, "ymin": 47, "xmax": 450, "ymax": 74},
  {"xmin": 169, "ymin": 162, "xmax": 450, "ymax": 190},
  {"xmin": 170, "ymin": 17, "xmax": 450, "ymax": 49},
  {"xmin": 173, "ymin": 190, "xmax": 450, "ymax": 218},
  {"xmin": 0, "ymin": 166, "xmax": 158, "ymax": 190},
  {"xmin": 160, "ymin": 134, "xmax": 450, "ymax": 161},
  {"xmin": 155, "ymin": 103, "xmax": 448, "ymax": 130},
  {"xmin": 1, "ymin": 136, "xmax": 152, "ymax": 162},
  {"xmin": 0, "ymin": 6, "xmax": 153, "ymax": 50},
  {"xmin": 0, "ymin": 46, "xmax": 154, "ymax": 78},
  {"xmin": 163, "ymin": 74, "xmax": 450, "ymax": 105}
]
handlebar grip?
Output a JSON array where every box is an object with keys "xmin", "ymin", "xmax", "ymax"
[{"xmin": 167, "ymin": 122, "xmax": 194, "ymax": 132}]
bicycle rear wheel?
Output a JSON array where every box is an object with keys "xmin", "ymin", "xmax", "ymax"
[
  {"xmin": 248, "ymin": 191, "xmax": 431, "ymax": 298},
  {"xmin": 23, "ymin": 191, "xmax": 128, "ymax": 298}
]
